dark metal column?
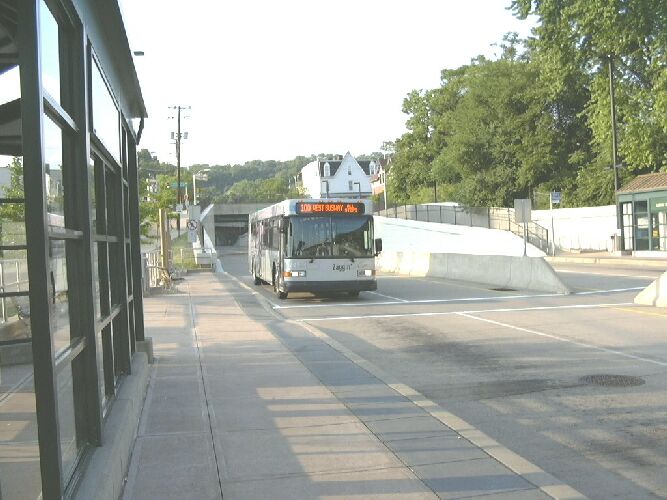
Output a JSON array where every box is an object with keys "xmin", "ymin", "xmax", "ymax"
[
  {"xmin": 127, "ymin": 137, "xmax": 145, "ymax": 342},
  {"xmin": 18, "ymin": 0, "xmax": 64, "ymax": 496},
  {"xmin": 68, "ymin": 27, "xmax": 103, "ymax": 445}
]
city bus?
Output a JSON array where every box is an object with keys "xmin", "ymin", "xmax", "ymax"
[{"xmin": 248, "ymin": 198, "xmax": 382, "ymax": 299}]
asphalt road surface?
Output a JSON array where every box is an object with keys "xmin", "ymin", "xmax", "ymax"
[{"xmin": 220, "ymin": 253, "xmax": 667, "ymax": 499}]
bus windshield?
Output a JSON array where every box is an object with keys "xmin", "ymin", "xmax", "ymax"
[{"xmin": 289, "ymin": 215, "xmax": 374, "ymax": 258}]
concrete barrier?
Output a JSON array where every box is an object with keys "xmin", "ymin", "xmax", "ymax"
[
  {"xmin": 377, "ymin": 251, "xmax": 571, "ymax": 294},
  {"xmin": 634, "ymin": 270, "xmax": 667, "ymax": 307}
]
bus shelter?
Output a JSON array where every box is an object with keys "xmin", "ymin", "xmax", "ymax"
[
  {"xmin": 0, "ymin": 0, "xmax": 148, "ymax": 498},
  {"xmin": 617, "ymin": 172, "xmax": 667, "ymax": 253}
]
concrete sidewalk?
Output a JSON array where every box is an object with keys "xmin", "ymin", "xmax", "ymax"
[
  {"xmin": 122, "ymin": 272, "xmax": 584, "ymax": 499},
  {"xmin": 547, "ymin": 251, "xmax": 666, "ymax": 269}
]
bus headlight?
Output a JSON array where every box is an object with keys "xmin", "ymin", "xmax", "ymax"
[
  {"xmin": 284, "ymin": 270, "xmax": 306, "ymax": 278},
  {"xmin": 357, "ymin": 269, "xmax": 374, "ymax": 277}
]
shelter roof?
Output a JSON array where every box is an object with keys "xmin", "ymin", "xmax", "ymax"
[{"xmin": 617, "ymin": 172, "xmax": 667, "ymax": 194}]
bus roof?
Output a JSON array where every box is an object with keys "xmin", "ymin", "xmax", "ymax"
[{"xmin": 249, "ymin": 198, "xmax": 374, "ymax": 221}]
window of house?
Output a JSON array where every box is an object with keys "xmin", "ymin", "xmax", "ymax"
[
  {"xmin": 348, "ymin": 181, "xmax": 353, "ymax": 190},
  {"xmin": 323, "ymin": 163, "xmax": 330, "ymax": 177}
]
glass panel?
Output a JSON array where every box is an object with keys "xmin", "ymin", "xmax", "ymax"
[
  {"xmin": 55, "ymin": 360, "xmax": 78, "ymax": 481},
  {"xmin": 634, "ymin": 201, "xmax": 649, "ymax": 250},
  {"xmin": 289, "ymin": 216, "xmax": 331, "ymax": 257},
  {"xmin": 102, "ymin": 322, "xmax": 114, "ymax": 395},
  {"xmin": 43, "ymin": 116, "xmax": 65, "ymax": 227},
  {"xmin": 288, "ymin": 216, "xmax": 374, "ymax": 258},
  {"xmin": 0, "ymin": 347, "xmax": 42, "ymax": 499},
  {"xmin": 0, "ymin": 250, "xmax": 30, "ymax": 343},
  {"xmin": 92, "ymin": 243, "xmax": 100, "ymax": 319},
  {"xmin": 97, "ymin": 242, "xmax": 109, "ymax": 317},
  {"xmin": 650, "ymin": 212, "xmax": 660, "ymax": 250},
  {"xmin": 332, "ymin": 216, "xmax": 374, "ymax": 257},
  {"xmin": 660, "ymin": 211, "xmax": 667, "ymax": 252},
  {"xmin": 94, "ymin": 160, "xmax": 106, "ymax": 235},
  {"xmin": 91, "ymin": 62, "xmax": 120, "ymax": 161},
  {"xmin": 39, "ymin": 0, "xmax": 61, "ymax": 102},
  {"xmin": 0, "ymin": 66, "xmax": 21, "ymax": 105},
  {"xmin": 89, "ymin": 157, "xmax": 96, "ymax": 233},
  {"xmin": 0, "ymin": 165, "xmax": 41, "ymax": 498},
  {"xmin": 50, "ymin": 239, "xmax": 71, "ymax": 354}
]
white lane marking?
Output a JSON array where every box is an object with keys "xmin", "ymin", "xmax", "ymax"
[
  {"xmin": 367, "ymin": 290, "xmax": 408, "ymax": 302},
  {"xmin": 558, "ymin": 269, "xmax": 660, "ymax": 279},
  {"xmin": 274, "ymin": 294, "xmax": 548, "ymax": 310},
  {"xmin": 299, "ymin": 302, "xmax": 634, "ymax": 322},
  {"xmin": 457, "ymin": 311, "xmax": 667, "ymax": 368},
  {"xmin": 575, "ymin": 286, "xmax": 644, "ymax": 295},
  {"xmin": 273, "ymin": 286, "xmax": 642, "ymax": 310}
]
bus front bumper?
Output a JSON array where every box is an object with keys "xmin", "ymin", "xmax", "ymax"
[{"xmin": 284, "ymin": 280, "xmax": 377, "ymax": 293}]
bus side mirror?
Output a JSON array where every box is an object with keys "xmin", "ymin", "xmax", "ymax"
[
  {"xmin": 374, "ymin": 238, "xmax": 382, "ymax": 255},
  {"xmin": 278, "ymin": 219, "xmax": 287, "ymax": 234}
]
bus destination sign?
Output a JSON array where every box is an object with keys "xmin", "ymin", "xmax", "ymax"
[{"xmin": 296, "ymin": 202, "xmax": 365, "ymax": 215}]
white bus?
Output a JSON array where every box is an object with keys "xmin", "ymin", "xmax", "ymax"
[{"xmin": 249, "ymin": 198, "xmax": 382, "ymax": 299}]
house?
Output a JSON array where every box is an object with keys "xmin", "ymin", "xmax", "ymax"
[
  {"xmin": 300, "ymin": 152, "xmax": 378, "ymax": 199},
  {"xmin": 370, "ymin": 157, "xmax": 391, "ymax": 196}
]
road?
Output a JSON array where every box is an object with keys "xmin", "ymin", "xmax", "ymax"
[{"xmin": 220, "ymin": 253, "xmax": 667, "ymax": 499}]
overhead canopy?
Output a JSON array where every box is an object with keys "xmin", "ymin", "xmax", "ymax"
[{"xmin": 0, "ymin": 98, "xmax": 21, "ymax": 155}]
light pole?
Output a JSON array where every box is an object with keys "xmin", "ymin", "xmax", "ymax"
[
  {"xmin": 353, "ymin": 181, "xmax": 361, "ymax": 199},
  {"xmin": 169, "ymin": 105, "xmax": 190, "ymax": 235},
  {"xmin": 608, "ymin": 55, "xmax": 623, "ymax": 251}
]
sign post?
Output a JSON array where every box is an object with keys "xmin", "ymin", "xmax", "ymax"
[
  {"xmin": 550, "ymin": 192, "xmax": 561, "ymax": 256},
  {"xmin": 514, "ymin": 198, "xmax": 532, "ymax": 257}
]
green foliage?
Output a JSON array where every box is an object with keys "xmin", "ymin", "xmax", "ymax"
[
  {"xmin": 390, "ymin": 1, "xmax": 666, "ymax": 208},
  {"xmin": 0, "ymin": 157, "xmax": 25, "ymax": 222}
]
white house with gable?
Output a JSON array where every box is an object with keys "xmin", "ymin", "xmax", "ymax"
[{"xmin": 300, "ymin": 152, "xmax": 376, "ymax": 199}]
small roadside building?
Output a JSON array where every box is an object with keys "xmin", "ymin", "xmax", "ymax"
[{"xmin": 616, "ymin": 172, "xmax": 667, "ymax": 253}]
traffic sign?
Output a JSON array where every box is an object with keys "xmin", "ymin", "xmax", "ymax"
[
  {"xmin": 551, "ymin": 191, "xmax": 561, "ymax": 204},
  {"xmin": 187, "ymin": 219, "xmax": 199, "ymax": 231}
]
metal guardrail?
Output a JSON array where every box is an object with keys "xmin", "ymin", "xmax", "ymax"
[{"xmin": 375, "ymin": 204, "xmax": 550, "ymax": 253}]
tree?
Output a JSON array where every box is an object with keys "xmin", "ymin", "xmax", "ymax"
[{"xmin": 512, "ymin": 0, "xmax": 667, "ymax": 196}]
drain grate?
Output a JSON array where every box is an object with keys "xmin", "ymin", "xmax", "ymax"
[
  {"xmin": 490, "ymin": 287, "xmax": 516, "ymax": 292},
  {"xmin": 580, "ymin": 374, "xmax": 645, "ymax": 387}
]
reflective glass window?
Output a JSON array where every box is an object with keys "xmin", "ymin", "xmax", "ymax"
[
  {"xmin": 91, "ymin": 62, "xmax": 120, "ymax": 161},
  {"xmin": 56, "ymin": 361, "xmax": 78, "ymax": 481},
  {"xmin": 50, "ymin": 240, "xmax": 71, "ymax": 354},
  {"xmin": 0, "ymin": 155, "xmax": 41, "ymax": 498},
  {"xmin": 43, "ymin": 116, "xmax": 65, "ymax": 227},
  {"xmin": 39, "ymin": 0, "xmax": 61, "ymax": 102}
]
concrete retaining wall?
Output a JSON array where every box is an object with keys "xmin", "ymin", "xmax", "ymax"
[
  {"xmin": 634, "ymin": 270, "xmax": 667, "ymax": 307},
  {"xmin": 377, "ymin": 251, "xmax": 570, "ymax": 294}
]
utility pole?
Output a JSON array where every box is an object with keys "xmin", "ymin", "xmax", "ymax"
[
  {"xmin": 170, "ymin": 105, "xmax": 190, "ymax": 236},
  {"xmin": 609, "ymin": 56, "xmax": 622, "ymax": 251}
]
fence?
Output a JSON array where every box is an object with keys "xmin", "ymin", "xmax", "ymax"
[{"xmin": 375, "ymin": 204, "xmax": 550, "ymax": 253}]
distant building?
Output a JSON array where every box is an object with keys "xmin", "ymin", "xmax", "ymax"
[
  {"xmin": 300, "ymin": 152, "xmax": 377, "ymax": 199},
  {"xmin": 370, "ymin": 157, "xmax": 391, "ymax": 196}
]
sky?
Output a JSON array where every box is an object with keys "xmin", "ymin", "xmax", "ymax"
[{"xmin": 119, "ymin": 0, "xmax": 535, "ymax": 167}]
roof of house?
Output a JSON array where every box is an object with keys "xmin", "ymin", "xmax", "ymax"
[
  {"xmin": 318, "ymin": 159, "xmax": 376, "ymax": 177},
  {"xmin": 617, "ymin": 172, "xmax": 667, "ymax": 194}
]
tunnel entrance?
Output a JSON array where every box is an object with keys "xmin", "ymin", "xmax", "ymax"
[{"xmin": 214, "ymin": 214, "xmax": 248, "ymax": 246}]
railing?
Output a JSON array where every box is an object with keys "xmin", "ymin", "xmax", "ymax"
[{"xmin": 375, "ymin": 204, "xmax": 550, "ymax": 254}]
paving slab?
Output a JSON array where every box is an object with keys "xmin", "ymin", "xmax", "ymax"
[{"xmin": 123, "ymin": 272, "xmax": 584, "ymax": 500}]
